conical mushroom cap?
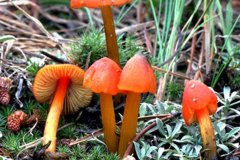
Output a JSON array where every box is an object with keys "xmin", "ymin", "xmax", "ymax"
[
  {"xmin": 33, "ymin": 64, "xmax": 92, "ymax": 115},
  {"xmin": 83, "ymin": 57, "xmax": 122, "ymax": 95},
  {"xmin": 118, "ymin": 53, "xmax": 156, "ymax": 94},
  {"xmin": 182, "ymin": 80, "xmax": 218, "ymax": 125}
]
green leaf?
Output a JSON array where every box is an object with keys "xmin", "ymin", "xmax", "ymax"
[
  {"xmin": 133, "ymin": 142, "xmax": 141, "ymax": 159},
  {"xmin": 180, "ymin": 135, "xmax": 195, "ymax": 143},
  {"xmin": 225, "ymin": 127, "xmax": 240, "ymax": 140},
  {"xmin": 146, "ymin": 146, "xmax": 158, "ymax": 157},
  {"xmin": 194, "ymin": 145, "xmax": 202, "ymax": 155},
  {"xmin": 225, "ymin": 1, "xmax": 233, "ymax": 34},
  {"xmin": 218, "ymin": 144, "xmax": 230, "ymax": 153},
  {"xmin": 172, "ymin": 121, "xmax": 182, "ymax": 138},
  {"xmin": 223, "ymin": 86, "xmax": 231, "ymax": 101},
  {"xmin": 166, "ymin": 124, "xmax": 172, "ymax": 137},
  {"xmin": 171, "ymin": 143, "xmax": 181, "ymax": 153},
  {"xmin": 0, "ymin": 35, "xmax": 16, "ymax": 42},
  {"xmin": 156, "ymin": 119, "xmax": 166, "ymax": 135},
  {"xmin": 157, "ymin": 148, "xmax": 165, "ymax": 160},
  {"xmin": 230, "ymin": 108, "xmax": 240, "ymax": 116},
  {"xmin": 139, "ymin": 103, "xmax": 148, "ymax": 117}
]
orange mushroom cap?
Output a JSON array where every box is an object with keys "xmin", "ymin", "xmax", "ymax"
[
  {"xmin": 83, "ymin": 57, "xmax": 122, "ymax": 95},
  {"xmin": 33, "ymin": 64, "xmax": 92, "ymax": 115},
  {"xmin": 118, "ymin": 53, "xmax": 156, "ymax": 94},
  {"xmin": 71, "ymin": 0, "xmax": 132, "ymax": 8},
  {"xmin": 182, "ymin": 80, "xmax": 218, "ymax": 126}
]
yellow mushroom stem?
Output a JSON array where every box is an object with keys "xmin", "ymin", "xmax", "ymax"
[
  {"xmin": 100, "ymin": 93, "xmax": 118, "ymax": 152},
  {"xmin": 118, "ymin": 92, "xmax": 141, "ymax": 157},
  {"xmin": 100, "ymin": 6, "xmax": 120, "ymax": 65},
  {"xmin": 196, "ymin": 107, "xmax": 217, "ymax": 160},
  {"xmin": 43, "ymin": 77, "xmax": 70, "ymax": 153}
]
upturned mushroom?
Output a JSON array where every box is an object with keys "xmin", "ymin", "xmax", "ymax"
[
  {"xmin": 117, "ymin": 53, "xmax": 156, "ymax": 157},
  {"xmin": 33, "ymin": 64, "xmax": 92, "ymax": 153},
  {"xmin": 182, "ymin": 80, "xmax": 217, "ymax": 160},
  {"xmin": 70, "ymin": 0, "xmax": 131, "ymax": 64},
  {"xmin": 83, "ymin": 57, "xmax": 122, "ymax": 152}
]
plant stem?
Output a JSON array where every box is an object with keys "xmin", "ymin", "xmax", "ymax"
[
  {"xmin": 101, "ymin": 6, "xmax": 120, "ymax": 65},
  {"xmin": 196, "ymin": 108, "xmax": 217, "ymax": 160},
  {"xmin": 43, "ymin": 77, "xmax": 70, "ymax": 153},
  {"xmin": 100, "ymin": 93, "xmax": 118, "ymax": 152},
  {"xmin": 118, "ymin": 92, "xmax": 141, "ymax": 158}
]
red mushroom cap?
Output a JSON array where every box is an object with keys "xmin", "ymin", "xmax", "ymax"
[
  {"xmin": 118, "ymin": 53, "xmax": 156, "ymax": 94},
  {"xmin": 71, "ymin": 0, "xmax": 132, "ymax": 8},
  {"xmin": 182, "ymin": 80, "xmax": 218, "ymax": 125},
  {"xmin": 83, "ymin": 57, "xmax": 122, "ymax": 95}
]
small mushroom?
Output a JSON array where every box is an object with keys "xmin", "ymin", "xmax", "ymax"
[
  {"xmin": 182, "ymin": 80, "xmax": 217, "ymax": 160},
  {"xmin": 7, "ymin": 110, "xmax": 27, "ymax": 132},
  {"xmin": 83, "ymin": 57, "xmax": 122, "ymax": 152},
  {"xmin": 33, "ymin": 64, "xmax": 92, "ymax": 153},
  {"xmin": 70, "ymin": 0, "xmax": 131, "ymax": 64},
  {"xmin": 117, "ymin": 53, "xmax": 156, "ymax": 157}
]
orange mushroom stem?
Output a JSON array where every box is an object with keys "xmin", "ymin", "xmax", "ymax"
[
  {"xmin": 117, "ymin": 92, "xmax": 141, "ymax": 157},
  {"xmin": 182, "ymin": 80, "xmax": 217, "ymax": 160},
  {"xmin": 101, "ymin": 6, "xmax": 120, "ymax": 64},
  {"xmin": 196, "ymin": 108, "xmax": 216, "ymax": 159},
  {"xmin": 43, "ymin": 77, "xmax": 69, "ymax": 152},
  {"xmin": 118, "ymin": 53, "xmax": 156, "ymax": 157},
  {"xmin": 84, "ymin": 57, "xmax": 122, "ymax": 152},
  {"xmin": 70, "ymin": 0, "xmax": 132, "ymax": 65},
  {"xmin": 99, "ymin": 93, "xmax": 118, "ymax": 152}
]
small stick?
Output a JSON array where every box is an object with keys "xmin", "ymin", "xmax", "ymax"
[
  {"xmin": 152, "ymin": 66, "xmax": 190, "ymax": 80},
  {"xmin": 185, "ymin": 35, "xmax": 196, "ymax": 81},
  {"xmin": 69, "ymin": 114, "xmax": 172, "ymax": 146},
  {"xmin": 123, "ymin": 113, "xmax": 180, "ymax": 157}
]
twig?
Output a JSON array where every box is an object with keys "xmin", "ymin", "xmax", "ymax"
[
  {"xmin": 152, "ymin": 66, "xmax": 190, "ymax": 80},
  {"xmin": 40, "ymin": 50, "xmax": 70, "ymax": 64},
  {"xmin": 185, "ymin": 35, "xmax": 196, "ymax": 82},
  {"xmin": 194, "ymin": 33, "xmax": 205, "ymax": 80},
  {"xmin": 69, "ymin": 114, "xmax": 172, "ymax": 146},
  {"xmin": 123, "ymin": 114, "xmax": 179, "ymax": 157},
  {"xmin": 19, "ymin": 122, "xmax": 75, "ymax": 150}
]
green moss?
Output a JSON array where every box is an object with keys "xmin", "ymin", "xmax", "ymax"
[
  {"xmin": 166, "ymin": 82, "xmax": 184, "ymax": 101},
  {"xmin": 57, "ymin": 145, "xmax": 119, "ymax": 160},
  {"xmin": 69, "ymin": 29, "xmax": 144, "ymax": 68}
]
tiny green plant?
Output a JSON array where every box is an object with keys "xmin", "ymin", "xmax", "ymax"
[
  {"xmin": 69, "ymin": 29, "xmax": 144, "ymax": 68},
  {"xmin": 57, "ymin": 145, "xmax": 119, "ymax": 160}
]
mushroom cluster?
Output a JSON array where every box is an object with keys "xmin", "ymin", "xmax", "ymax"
[{"xmin": 83, "ymin": 53, "xmax": 156, "ymax": 157}]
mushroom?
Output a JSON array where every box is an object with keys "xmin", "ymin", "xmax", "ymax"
[
  {"xmin": 117, "ymin": 53, "xmax": 156, "ymax": 157},
  {"xmin": 83, "ymin": 57, "xmax": 122, "ymax": 152},
  {"xmin": 182, "ymin": 80, "xmax": 217, "ymax": 159},
  {"xmin": 70, "ymin": 0, "xmax": 132, "ymax": 64},
  {"xmin": 32, "ymin": 64, "xmax": 92, "ymax": 153}
]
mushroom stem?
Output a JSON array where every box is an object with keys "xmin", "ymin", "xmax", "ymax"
[
  {"xmin": 100, "ymin": 93, "xmax": 118, "ymax": 152},
  {"xmin": 100, "ymin": 6, "xmax": 120, "ymax": 65},
  {"xmin": 196, "ymin": 108, "xmax": 217, "ymax": 160},
  {"xmin": 43, "ymin": 77, "xmax": 70, "ymax": 153},
  {"xmin": 118, "ymin": 92, "xmax": 141, "ymax": 158}
]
